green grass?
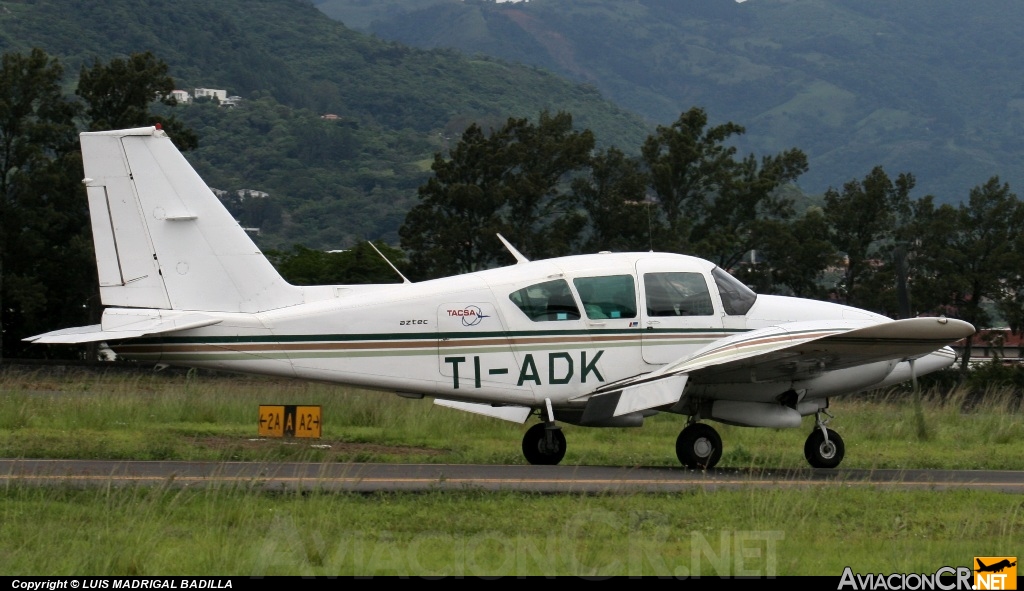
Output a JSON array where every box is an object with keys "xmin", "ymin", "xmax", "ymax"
[
  {"xmin": 0, "ymin": 367, "xmax": 1021, "ymax": 575},
  {"xmin": 0, "ymin": 367, "xmax": 1021, "ymax": 469},
  {"xmin": 0, "ymin": 484, "xmax": 1019, "ymax": 576}
]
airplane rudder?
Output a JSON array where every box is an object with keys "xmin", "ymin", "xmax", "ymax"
[
  {"xmin": 79, "ymin": 126, "xmax": 301, "ymax": 313},
  {"xmin": 80, "ymin": 128, "xmax": 172, "ymax": 309}
]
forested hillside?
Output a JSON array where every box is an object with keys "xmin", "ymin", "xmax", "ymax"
[
  {"xmin": 316, "ymin": 0, "xmax": 1024, "ymax": 203},
  {"xmin": 0, "ymin": 0, "xmax": 650, "ymax": 248}
]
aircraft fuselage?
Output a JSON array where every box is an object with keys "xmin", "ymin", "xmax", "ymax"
[{"xmin": 107, "ymin": 252, "xmax": 950, "ymax": 413}]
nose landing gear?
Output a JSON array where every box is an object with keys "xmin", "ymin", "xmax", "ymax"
[{"xmin": 804, "ymin": 410, "xmax": 845, "ymax": 468}]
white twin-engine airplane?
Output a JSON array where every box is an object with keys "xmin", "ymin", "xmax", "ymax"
[{"xmin": 29, "ymin": 127, "xmax": 976, "ymax": 469}]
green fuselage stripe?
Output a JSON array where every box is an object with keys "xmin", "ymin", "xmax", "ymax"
[
  {"xmin": 137, "ymin": 327, "xmax": 741, "ymax": 345},
  {"xmin": 114, "ymin": 328, "xmax": 743, "ymax": 361}
]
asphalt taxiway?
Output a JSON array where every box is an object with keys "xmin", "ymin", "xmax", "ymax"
[{"xmin": 1, "ymin": 459, "xmax": 1022, "ymax": 493}]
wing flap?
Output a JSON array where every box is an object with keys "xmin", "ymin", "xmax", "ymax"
[
  {"xmin": 433, "ymin": 399, "xmax": 532, "ymax": 423},
  {"xmin": 581, "ymin": 375, "xmax": 688, "ymax": 424}
]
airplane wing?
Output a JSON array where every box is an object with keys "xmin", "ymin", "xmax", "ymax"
[
  {"xmin": 25, "ymin": 312, "xmax": 221, "ymax": 344},
  {"xmin": 579, "ymin": 317, "xmax": 975, "ymax": 420},
  {"xmin": 658, "ymin": 316, "xmax": 974, "ymax": 383}
]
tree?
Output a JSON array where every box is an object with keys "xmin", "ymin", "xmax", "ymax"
[
  {"xmin": 499, "ymin": 111, "xmax": 595, "ymax": 259},
  {"xmin": 641, "ymin": 107, "xmax": 743, "ymax": 247},
  {"xmin": 910, "ymin": 178, "xmax": 1024, "ymax": 375},
  {"xmin": 640, "ymin": 107, "xmax": 808, "ymax": 266},
  {"xmin": 399, "ymin": 122, "xmax": 510, "ymax": 278},
  {"xmin": 267, "ymin": 242, "xmax": 407, "ymax": 285},
  {"xmin": 399, "ymin": 111, "xmax": 594, "ymax": 278},
  {"xmin": 570, "ymin": 147, "xmax": 653, "ymax": 253},
  {"xmin": 0, "ymin": 48, "xmax": 86, "ymax": 359},
  {"xmin": 76, "ymin": 51, "xmax": 198, "ymax": 150},
  {"xmin": 691, "ymin": 149, "xmax": 808, "ymax": 270},
  {"xmin": 823, "ymin": 166, "xmax": 914, "ymax": 310},
  {"xmin": 741, "ymin": 207, "xmax": 838, "ymax": 298}
]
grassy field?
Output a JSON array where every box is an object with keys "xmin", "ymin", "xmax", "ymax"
[
  {"xmin": 0, "ymin": 366, "xmax": 1021, "ymax": 469},
  {"xmin": 1, "ymin": 484, "xmax": 1020, "ymax": 576},
  {"xmin": 0, "ymin": 366, "xmax": 1021, "ymax": 576}
]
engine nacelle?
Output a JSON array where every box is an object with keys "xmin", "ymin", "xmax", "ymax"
[
  {"xmin": 795, "ymin": 360, "xmax": 897, "ymax": 399},
  {"xmin": 705, "ymin": 400, "xmax": 802, "ymax": 428}
]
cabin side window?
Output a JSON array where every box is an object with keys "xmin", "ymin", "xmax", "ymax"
[
  {"xmin": 508, "ymin": 279, "xmax": 581, "ymax": 322},
  {"xmin": 643, "ymin": 272, "xmax": 715, "ymax": 316},
  {"xmin": 572, "ymin": 275, "xmax": 637, "ymax": 320}
]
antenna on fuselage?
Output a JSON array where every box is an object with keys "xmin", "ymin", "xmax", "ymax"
[
  {"xmin": 367, "ymin": 241, "xmax": 412, "ymax": 284},
  {"xmin": 497, "ymin": 233, "xmax": 530, "ymax": 264}
]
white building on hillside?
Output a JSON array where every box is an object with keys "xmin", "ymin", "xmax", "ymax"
[
  {"xmin": 194, "ymin": 88, "xmax": 227, "ymax": 102},
  {"xmin": 169, "ymin": 89, "xmax": 191, "ymax": 104},
  {"xmin": 237, "ymin": 189, "xmax": 269, "ymax": 200}
]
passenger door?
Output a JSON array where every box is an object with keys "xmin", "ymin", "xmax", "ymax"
[{"xmin": 636, "ymin": 261, "xmax": 724, "ymax": 365}]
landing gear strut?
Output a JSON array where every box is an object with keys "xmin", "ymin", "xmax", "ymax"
[
  {"xmin": 521, "ymin": 398, "xmax": 566, "ymax": 465},
  {"xmin": 676, "ymin": 422, "xmax": 722, "ymax": 469},
  {"xmin": 804, "ymin": 410, "xmax": 845, "ymax": 468}
]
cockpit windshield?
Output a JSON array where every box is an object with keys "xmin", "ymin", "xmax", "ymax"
[{"xmin": 712, "ymin": 267, "xmax": 757, "ymax": 315}]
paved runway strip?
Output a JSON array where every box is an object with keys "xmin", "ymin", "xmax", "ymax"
[{"xmin": 1, "ymin": 460, "xmax": 1022, "ymax": 493}]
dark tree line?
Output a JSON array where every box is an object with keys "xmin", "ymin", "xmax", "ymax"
[
  {"xmin": 0, "ymin": 49, "xmax": 85, "ymax": 362},
  {"xmin": 398, "ymin": 111, "xmax": 595, "ymax": 273},
  {"xmin": 400, "ymin": 107, "xmax": 824, "ymax": 295},
  {"xmin": 0, "ymin": 49, "xmax": 196, "ymax": 359},
  {"xmin": 400, "ymin": 108, "xmax": 1024, "ymax": 377}
]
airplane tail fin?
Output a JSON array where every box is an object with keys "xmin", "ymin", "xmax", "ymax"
[{"xmin": 81, "ymin": 127, "xmax": 302, "ymax": 313}]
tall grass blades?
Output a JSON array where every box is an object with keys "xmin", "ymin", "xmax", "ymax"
[
  {"xmin": 0, "ymin": 485, "xmax": 1019, "ymax": 575},
  {"xmin": 0, "ymin": 366, "xmax": 1021, "ymax": 468}
]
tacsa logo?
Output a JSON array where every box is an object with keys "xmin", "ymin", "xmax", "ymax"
[
  {"xmin": 974, "ymin": 557, "xmax": 1017, "ymax": 590},
  {"xmin": 447, "ymin": 305, "xmax": 489, "ymax": 327}
]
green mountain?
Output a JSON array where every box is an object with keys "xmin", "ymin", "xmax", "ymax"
[
  {"xmin": 316, "ymin": 0, "xmax": 1024, "ymax": 203},
  {"xmin": 0, "ymin": 0, "xmax": 650, "ymax": 249}
]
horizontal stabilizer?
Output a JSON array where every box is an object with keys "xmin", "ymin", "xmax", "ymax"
[
  {"xmin": 26, "ymin": 312, "xmax": 221, "ymax": 344},
  {"xmin": 433, "ymin": 399, "xmax": 532, "ymax": 423}
]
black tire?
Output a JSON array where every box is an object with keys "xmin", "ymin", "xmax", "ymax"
[
  {"xmin": 522, "ymin": 423, "xmax": 567, "ymax": 465},
  {"xmin": 675, "ymin": 423, "xmax": 723, "ymax": 469},
  {"xmin": 804, "ymin": 428, "xmax": 845, "ymax": 468}
]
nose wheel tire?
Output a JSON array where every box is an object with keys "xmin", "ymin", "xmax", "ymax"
[
  {"xmin": 676, "ymin": 423, "xmax": 722, "ymax": 469},
  {"xmin": 804, "ymin": 427, "xmax": 845, "ymax": 468},
  {"xmin": 522, "ymin": 423, "xmax": 567, "ymax": 465}
]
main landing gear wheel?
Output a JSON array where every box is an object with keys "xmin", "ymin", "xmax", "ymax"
[
  {"xmin": 676, "ymin": 423, "xmax": 722, "ymax": 470},
  {"xmin": 804, "ymin": 427, "xmax": 845, "ymax": 468},
  {"xmin": 522, "ymin": 423, "xmax": 567, "ymax": 465}
]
